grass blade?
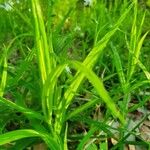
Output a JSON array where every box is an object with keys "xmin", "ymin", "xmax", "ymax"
[
  {"xmin": 77, "ymin": 126, "xmax": 98, "ymax": 150},
  {"xmin": 66, "ymin": 98, "xmax": 99, "ymax": 120},
  {"xmin": 111, "ymin": 43, "xmax": 126, "ymax": 92},
  {"xmin": 32, "ymin": 0, "xmax": 55, "ymax": 84},
  {"xmin": 42, "ymin": 64, "xmax": 67, "ymax": 123},
  {"xmin": 127, "ymin": 1, "xmax": 147, "ymax": 81},
  {"xmin": 0, "ymin": 129, "xmax": 40, "ymax": 146},
  {"xmin": 0, "ymin": 48, "xmax": 7, "ymax": 97},
  {"xmin": 0, "ymin": 97, "xmax": 44, "ymax": 120},
  {"xmin": 70, "ymin": 61, "xmax": 124, "ymax": 123},
  {"xmin": 0, "ymin": 129, "xmax": 61, "ymax": 150}
]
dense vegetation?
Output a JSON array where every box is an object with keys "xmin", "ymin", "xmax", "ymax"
[{"xmin": 0, "ymin": 0, "xmax": 150, "ymax": 149}]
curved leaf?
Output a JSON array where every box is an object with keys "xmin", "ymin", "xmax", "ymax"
[
  {"xmin": 69, "ymin": 61, "xmax": 124, "ymax": 124},
  {"xmin": 0, "ymin": 129, "xmax": 40, "ymax": 146}
]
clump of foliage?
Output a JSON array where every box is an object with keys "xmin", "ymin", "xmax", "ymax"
[{"xmin": 0, "ymin": 0, "xmax": 150, "ymax": 149}]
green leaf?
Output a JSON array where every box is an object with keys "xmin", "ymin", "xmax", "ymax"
[
  {"xmin": 0, "ymin": 129, "xmax": 40, "ymax": 146},
  {"xmin": 0, "ymin": 49, "xmax": 7, "ymax": 97},
  {"xmin": 32, "ymin": 0, "xmax": 55, "ymax": 84},
  {"xmin": 111, "ymin": 43, "xmax": 126, "ymax": 92},
  {"xmin": 66, "ymin": 98, "xmax": 99, "ymax": 120},
  {"xmin": 70, "ymin": 61, "xmax": 125, "ymax": 124},
  {"xmin": 63, "ymin": 2, "xmax": 133, "ymax": 108},
  {"xmin": 0, "ymin": 129, "xmax": 61, "ymax": 150},
  {"xmin": 42, "ymin": 64, "xmax": 67, "ymax": 123}
]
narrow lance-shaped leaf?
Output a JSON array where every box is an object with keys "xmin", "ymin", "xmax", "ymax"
[
  {"xmin": 70, "ymin": 60, "xmax": 125, "ymax": 123},
  {"xmin": 66, "ymin": 98, "xmax": 99, "ymax": 120},
  {"xmin": 0, "ymin": 54, "xmax": 7, "ymax": 97},
  {"xmin": 32, "ymin": 0, "xmax": 47, "ymax": 84},
  {"xmin": 0, "ymin": 97, "xmax": 44, "ymax": 121},
  {"xmin": 32, "ymin": 0, "xmax": 56, "ymax": 85},
  {"xmin": 34, "ymin": 0, "xmax": 52, "ymax": 72},
  {"xmin": 136, "ymin": 52, "xmax": 150, "ymax": 80},
  {"xmin": 134, "ymin": 31, "xmax": 149, "ymax": 66},
  {"xmin": 0, "ymin": 129, "xmax": 61, "ymax": 150},
  {"xmin": 111, "ymin": 43, "xmax": 126, "ymax": 93},
  {"xmin": 77, "ymin": 126, "xmax": 98, "ymax": 150},
  {"xmin": 127, "ymin": 0, "xmax": 147, "ymax": 81},
  {"xmin": 0, "ymin": 129, "xmax": 40, "ymax": 146},
  {"xmin": 42, "ymin": 64, "xmax": 67, "ymax": 123}
]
